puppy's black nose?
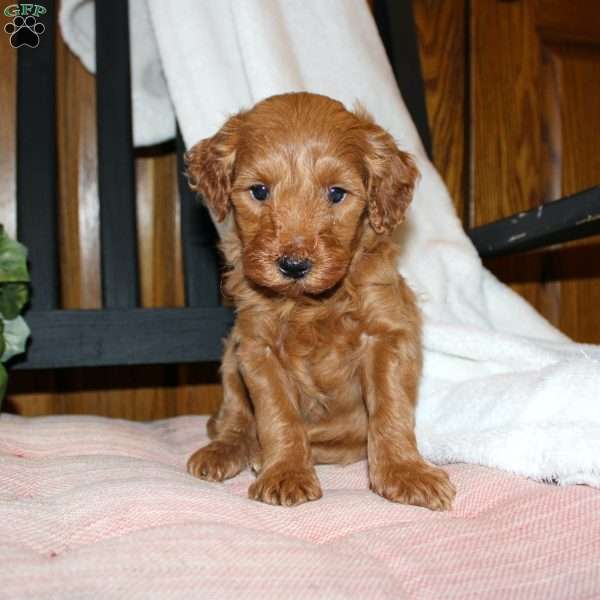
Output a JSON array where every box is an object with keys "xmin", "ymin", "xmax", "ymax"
[{"xmin": 277, "ymin": 256, "xmax": 312, "ymax": 279}]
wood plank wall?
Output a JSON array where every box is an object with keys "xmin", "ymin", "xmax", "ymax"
[
  {"xmin": 413, "ymin": 0, "xmax": 466, "ymax": 220},
  {"xmin": 415, "ymin": 0, "xmax": 600, "ymax": 343},
  {"xmin": 469, "ymin": 0, "xmax": 600, "ymax": 342}
]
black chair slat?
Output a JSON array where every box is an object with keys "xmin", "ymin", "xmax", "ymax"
[
  {"xmin": 374, "ymin": 0, "xmax": 433, "ymax": 161},
  {"xmin": 11, "ymin": 307, "xmax": 234, "ymax": 369},
  {"xmin": 176, "ymin": 130, "xmax": 221, "ymax": 307},
  {"xmin": 468, "ymin": 186, "xmax": 600, "ymax": 258},
  {"xmin": 16, "ymin": 0, "xmax": 59, "ymax": 311},
  {"xmin": 95, "ymin": 0, "xmax": 140, "ymax": 308}
]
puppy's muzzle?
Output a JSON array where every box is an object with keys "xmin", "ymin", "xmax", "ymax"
[{"xmin": 277, "ymin": 256, "xmax": 312, "ymax": 280}]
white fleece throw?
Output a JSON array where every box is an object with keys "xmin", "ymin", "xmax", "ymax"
[{"xmin": 60, "ymin": 0, "xmax": 600, "ymax": 486}]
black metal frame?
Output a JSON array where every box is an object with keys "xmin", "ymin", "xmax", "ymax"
[
  {"xmin": 10, "ymin": 0, "xmax": 600, "ymax": 374},
  {"xmin": 467, "ymin": 186, "xmax": 600, "ymax": 258},
  {"xmin": 16, "ymin": 0, "xmax": 58, "ymax": 312},
  {"xmin": 374, "ymin": 0, "xmax": 433, "ymax": 161}
]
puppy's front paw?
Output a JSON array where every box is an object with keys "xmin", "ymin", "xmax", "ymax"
[
  {"xmin": 248, "ymin": 464, "xmax": 322, "ymax": 507},
  {"xmin": 370, "ymin": 460, "xmax": 455, "ymax": 511},
  {"xmin": 187, "ymin": 441, "xmax": 247, "ymax": 482}
]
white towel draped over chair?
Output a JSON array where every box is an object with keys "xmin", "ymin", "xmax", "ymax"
[{"xmin": 59, "ymin": 0, "xmax": 600, "ymax": 487}]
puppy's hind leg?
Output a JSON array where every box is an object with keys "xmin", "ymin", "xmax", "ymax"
[{"xmin": 187, "ymin": 333, "xmax": 259, "ymax": 482}]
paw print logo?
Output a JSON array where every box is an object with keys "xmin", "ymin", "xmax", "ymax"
[{"xmin": 4, "ymin": 15, "xmax": 45, "ymax": 48}]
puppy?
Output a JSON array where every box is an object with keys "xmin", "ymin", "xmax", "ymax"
[{"xmin": 186, "ymin": 92, "xmax": 455, "ymax": 510}]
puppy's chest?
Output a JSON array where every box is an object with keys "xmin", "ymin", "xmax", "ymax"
[{"xmin": 278, "ymin": 310, "xmax": 366, "ymax": 405}]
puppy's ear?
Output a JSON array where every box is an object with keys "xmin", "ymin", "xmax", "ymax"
[
  {"xmin": 358, "ymin": 111, "xmax": 419, "ymax": 235},
  {"xmin": 185, "ymin": 113, "xmax": 245, "ymax": 222}
]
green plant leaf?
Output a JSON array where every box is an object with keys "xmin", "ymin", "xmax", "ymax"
[
  {"xmin": 0, "ymin": 282, "xmax": 29, "ymax": 320},
  {"xmin": 0, "ymin": 363, "xmax": 7, "ymax": 404},
  {"xmin": 0, "ymin": 227, "xmax": 30, "ymax": 403},
  {"xmin": 0, "ymin": 224, "xmax": 30, "ymax": 283},
  {"xmin": 1, "ymin": 316, "xmax": 30, "ymax": 362}
]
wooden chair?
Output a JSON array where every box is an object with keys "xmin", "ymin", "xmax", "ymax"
[{"xmin": 10, "ymin": 0, "xmax": 600, "ymax": 376}]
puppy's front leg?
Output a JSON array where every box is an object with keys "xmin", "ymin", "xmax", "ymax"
[
  {"xmin": 187, "ymin": 333, "xmax": 259, "ymax": 482},
  {"xmin": 363, "ymin": 332, "xmax": 455, "ymax": 510},
  {"xmin": 238, "ymin": 342, "xmax": 322, "ymax": 506}
]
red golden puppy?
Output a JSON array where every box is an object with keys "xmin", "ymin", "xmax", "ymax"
[{"xmin": 186, "ymin": 92, "xmax": 455, "ymax": 510}]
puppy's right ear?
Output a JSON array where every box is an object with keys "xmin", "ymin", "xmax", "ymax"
[{"xmin": 185, "ymin": 113, "xmax": 245, "ymax": 222}]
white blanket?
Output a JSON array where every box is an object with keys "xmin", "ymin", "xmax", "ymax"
[{"xmin": 60, "ymin": 0, "xmax": 600, "ymax": 487}]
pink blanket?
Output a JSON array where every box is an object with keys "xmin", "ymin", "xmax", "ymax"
[{"xmin": 1, "ymin": 414, "xmax": 599, "ymax": 599}]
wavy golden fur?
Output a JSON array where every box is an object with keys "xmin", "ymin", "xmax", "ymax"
[{"xmin": 186, "ymin": 92, "xmax": 454, "ymax": 509}]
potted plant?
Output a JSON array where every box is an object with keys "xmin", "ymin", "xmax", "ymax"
[{"xmin": 0, "ymin": 225, "xmax": 30, "ymax": 406}]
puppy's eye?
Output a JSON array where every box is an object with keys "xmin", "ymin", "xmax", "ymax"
[
  {"xmin": 328, "ymin": 187, "xmax": 347, "ymax": 204},
  {"xmin": 249, "ymin": 184, "xmax": 269, "ymax": 201}
]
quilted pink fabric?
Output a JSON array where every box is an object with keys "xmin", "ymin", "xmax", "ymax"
[{"xmin": 1, "ymin": 414, "xmax": 599, "ymax": 599}]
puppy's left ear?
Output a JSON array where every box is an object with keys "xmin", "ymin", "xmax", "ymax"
[
  {"xmin": 361, "ymin": 117, "xmax": 419, "ymax": 235},
  {"xmin": 185, "ymin": 113, "xmax": 245, "ymax": 222}
]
